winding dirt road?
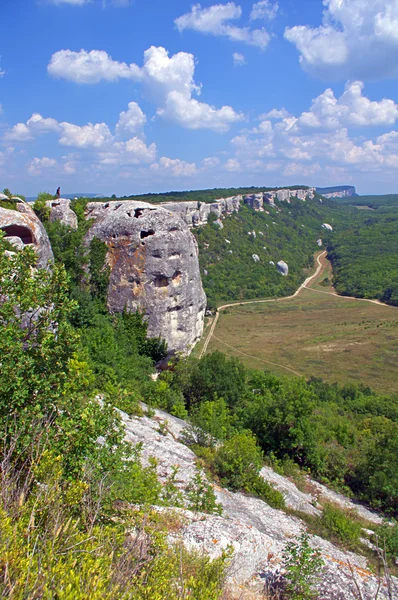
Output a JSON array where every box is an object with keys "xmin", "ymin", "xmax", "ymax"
[{"xmin": 199, "ymin": 251, "xmax": 394, "ymax": 365}]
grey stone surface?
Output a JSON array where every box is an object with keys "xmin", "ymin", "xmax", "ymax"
[
  {"xmin": 46, "ymin": 198, "xmax": 78, "ymax": 229},
  {"xmin": 161, "ymin": 196, "xmax": 241, "ymax": 228},
  {"xmin": 120, "ymin": 407, "xmax": 396, "ymax": 598},
  {"xmin": 0, "ymin": 203, "xmax": 54, "ymax": 268},
  {"xmin": 277, "ymin": 260, "xmax": 289, "ymax": 276},
  {"xmin": 322, "ymin": 223, "xmax": 333, "ymax": 231},
  {"xmin": 252, "ymin": 254, "xmax": 260, "ymax": 263},
  {"xmin": 5, "ymin": 236, "xmax": 24, "ymax": 250},
  {"xmin": 84, "ymin": 200, "xmax": 206, "ymax": 355},
  {"xmin": 244, "ymin": 189, "xmax": 316, "ymax": 211}
]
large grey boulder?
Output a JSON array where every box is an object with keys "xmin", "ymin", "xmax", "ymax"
[
  {"xmin": 277, "ymin": 260, "xmax": 289, "ymax": 276},
  {"xmin": 0, "ymin": 203, "xmax": 53, "ymax": 268},
  {"xmin": 84, "ymin": 200, "xmax": 206, "ymax": 355},
  {"xmin": 46, "ymin": 198, "xmax": 78, "ymax": 230}
]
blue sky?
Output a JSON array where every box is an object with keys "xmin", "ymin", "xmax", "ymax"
[{"xmin": 2, "ymin": 0, "xmax": 398, "ymax": 196}]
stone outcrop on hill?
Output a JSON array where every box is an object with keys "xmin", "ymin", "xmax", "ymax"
[
  {"xmin": 0, "ymin": 202, "xmax": 53, "ymax": 267},
  {"xmin": 161, "ymin": 196, "xmax": 241, "ymax": 228},
  {"xmin": 120, "ymin": 406, "xmax": 395, "ymax": 599},
  {"xmin": 317, "ymin": 186, "xmax": 357, "ymax": 199},
  {"xmin": 84, "ymin": 200, "xmax": 206, "ymax": 355},
  {"xmin": 46, "ymin": 198, "xmax": 78, "ymax": 230},
  {"xmin": 244, "ymin": 188, "xmax": 316, "ymax": 211},
  {"xmin": 277, "ymin": 260, "xmax": 289, "ymax": 276}
]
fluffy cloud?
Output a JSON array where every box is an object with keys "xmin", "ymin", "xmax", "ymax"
[
  {"xmin": 285, "ymin": 0, "xmax": 398, "ymax": 80},
  {"xmin": 28, "ymin": 157, "xmax": 58, "ymax": 176},
  {"xmin": 233, "ymin": 52, "xmax": 246, "ymax": 66},
  {"xmin": 48, "ymin": 45, "xmax": 242, "ymax": 132},
  {"xmin": 250, "ymin": 1, "xmax": 278, "ymax": 21},
  {"xmin": 59, "ymin": 122, "xmax": 113, "ymax": 148},
  {"xmin": 175, "ymin": 3, "xmax": 271, "ymax": 49},
  {"xmin": 99, "ymin": 137, "xmax": 156, "ymax": 166},
  {"xmin": 226, "ymin": 81, "xmax": 398, "ymax": 186},
  {"xmin": 5, "ymin": 113, "xmax": 60, "ymax": 141},
  {"xmin": 151, "ymin": 156, "xmax": 197, "ymax": 177},
  {"xmin": 283, "ymin": 81, "xmax": 398, "ymax": 132},
  {"xmin": 116, "ymin": 102, "xmax": 146, "ymax": 138},
  {"xmin": 48, "ymin": 49, "xmax": 142, "ymax": 83},
  {"xmin": 158, "ymin": 91, "xmax": 243, "ymax": 132}
]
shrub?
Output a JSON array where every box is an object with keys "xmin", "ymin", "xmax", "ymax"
[
  {"xmin": 186, "ymin": 468, "xmax": 223, "ymax": 515},
  {"xmin": 33, "ymin": 191, "xmax": 53, "ymax": 221},
  {"xmin": 320, "ymin": 504, "xmax": 361, "ymax": 547},
  {"xmin": 282, "ymin": 533, "xmax": 324, "ymax": 600}
]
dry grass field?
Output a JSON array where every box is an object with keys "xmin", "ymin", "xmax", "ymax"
[{"xmin": 205, "ymin": 255, "xmax": 398, "ymax": 393}]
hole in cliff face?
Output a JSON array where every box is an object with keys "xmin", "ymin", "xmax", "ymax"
[
  {"xmin": 169, "ymin": 226, "xmax": 179, "ymax": 232},
  {"xmin": 172, "ymin": 270, "xmax": 182, "ymax": 285},
  {"xmin": 2, "ymin": 225, "xmax": 34, "ymax": 245},
  {"xmin": 154, "ymin": 275, "xmax": 169, "ymax": 288},
  {"xmin": 134, "ymin": 208, "xmax": 144, "ymax": 218},
  {"xmin": 168, "ymin": 305, "xmax": 182, "ymax": 312},
  {"xmin": 140, "ymin": 229, "xmax": 155, "ymax": 239},
  {"xmin": 152, "ymin": 250, "xmax": 162, "ymax": 258}
]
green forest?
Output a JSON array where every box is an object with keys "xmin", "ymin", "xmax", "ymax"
[{"xmin": 327, "ymin": 205, "xmax": 398, "ymax": 306}]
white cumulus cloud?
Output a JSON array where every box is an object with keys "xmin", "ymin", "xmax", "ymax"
[
  {"xmin": 151, "ymin": 157, "xmax": 197, "ymax": 177},
  {"xmin": 175, "ymin": 3, "xmax": 271, "ymax": 49},
  {"xmin": 285, "ymin": 0, "xmax": 398, "ymax": 80},
  {"xmin": 233, "ymin": 52, "xmax": 246, "ymax": 66},
  {"xmin": 48, "ymin": 49, "xmax": 142, "ymax": 83},
  {"xmin": 59, "ymin": 122, "xmax": 113, "ymax": 148},
  {"xmin": 250, "ymin": 1, "xmax": 278, "ymax": 21},
  {"xmin": 115, "ymin": 102, "xmax": 146, "ymax": 138},
  {"xmin": 28, "ymin": 157, "xmax": 58, "ymax": 176}
]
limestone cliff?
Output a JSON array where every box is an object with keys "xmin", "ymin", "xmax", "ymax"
[
  {"xmin": 0, "ymin": 202, "xmax": 53, "ymax": 268},
  {"xmin": 161, "ymin": 195, "xmax": 241, "ymax": 228},
  {"xmin": 84, "ymin": 200, "xmax": 206, "ymax": 355}
]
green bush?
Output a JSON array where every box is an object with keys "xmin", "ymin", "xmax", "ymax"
[
  {"xmin": 282, "ymin": 533, "xmax": 324, "ymax": 600},
  {"xmin": 186, "ymin": 468, "xmax": 223, "ymax": 515},
  {"xmin": 320, "ymin": 504, "xmax": 362, "ymax": 547}
]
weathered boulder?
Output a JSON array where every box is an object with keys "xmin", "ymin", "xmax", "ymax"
[
  {"xmin": 46, "ymin": 198, "xmax": 78, "ymax": 230},
  {"xmin": 277, "ymin": 260, "xmax": 289, "ymax": 276},
  {"xmin": 0, "ymin": 203, "xmax": 53, "ymax": 268},
  {"xmin": 322, "ymin": 223, "xmax": 333, "ymax": 231},
  {"xmin": 84, "ymin": 201, "xmax": 206, "ymax": 355},
  {"xmin": 252, "ymin": 254, "xmax": 260, "ymax": 263}
]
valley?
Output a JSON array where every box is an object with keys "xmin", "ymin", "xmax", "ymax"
[{"xmin": 203, "ymin": 252, "xmax": 398, "ymax": 393}]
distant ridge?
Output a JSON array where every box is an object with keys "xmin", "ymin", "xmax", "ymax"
[
  {"xmin": 316, "ymin": 185, "xmax": 357, "ymax": 199},
  {"xmin": 26, "ymin": 193, "xmax": 104, "ymax": 202}
]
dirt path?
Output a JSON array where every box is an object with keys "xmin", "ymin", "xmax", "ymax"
[
  {"xmin": 199, "ymin": 251, "xmax": 395, "ymax": 364},
  {"xmin": 199, "ymin": 252, "xmax": 326, "ymax": 359}
]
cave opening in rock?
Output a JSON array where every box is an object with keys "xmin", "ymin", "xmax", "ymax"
[
  {"xmin": 140, "ymin": 229, "xmax": 155, "ymax": 239},
  {"xmin": 154, "ymin": 275, "xmax": 169, "ymax": 288},
  {"xmin": 2, "ymin": 225, "xmax": 34, "ymax": 245},
  {"xmin": 134, "ymin": 208, "xmax": 144, "ymax": 218},
  {"xmin": 172, "ymin": 270, "xmax": 182, "ymax": 285}
]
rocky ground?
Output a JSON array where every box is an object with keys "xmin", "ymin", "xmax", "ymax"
[{"xmin": 121, "ymin": 407, "xmax": 396, "ymax": 599}]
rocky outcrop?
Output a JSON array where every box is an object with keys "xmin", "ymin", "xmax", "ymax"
[
  {"xmin": 277, "ymin": 260, "xmax": 289, "ymax": 276},
  {"xmin": 0, "ymin": 202, "xmax": 53, "ymax": 268},
  {"xmin": 322, "ymin": 223, "xmax": 333, "ymax": 231},
  {"xmin": 84, "ymin": 201, "xmax": 206, "ymax": 355},
  {"xmin": 244, "ymin": 188, "xmax": 316, "ymax": 211},
  {"xmin": 317, "ymin": 186, "xmax": 357, "ymax": 199},
  {"xmin": 46, "ymin": 198, "xmax": 78, "ymax": 230},
  {"xmin": 120, "ymin": 406, "xmax": 395, "ymax": 599},
  {"xmin": 161, "ymin": 196, "xmax": 241, "ymax": 228}
]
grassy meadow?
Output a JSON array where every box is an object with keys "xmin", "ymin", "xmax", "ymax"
[{"xmin": 206, "ymin": 256, "xmax": 398, "ymax": 393}]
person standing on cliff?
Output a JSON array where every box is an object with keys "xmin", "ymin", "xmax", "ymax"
[{"xmin": 56, "ymin": 187, "xmax": 61, "ymax": 199}]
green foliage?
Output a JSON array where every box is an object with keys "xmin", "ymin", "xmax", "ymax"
[
  {"xmin": 319, "ymin": 504, "xmax": 362, "ymax": 547},
  {"xmin": 89, "ymin": 237, "xmax": 110, "ymax": 302},
  {"xmin": 33, "ymin": 191, "xmax": 53, "ymax": 221},
  {"xmin": 282, "ymin": 533, "xmax": 324, "ymax": 600},
  {"xmin": 2, "ymin": 187, "xmax": 12, "ymax": 198},
  {"xmin": 374, "ymin": 521, "xmax": 398, "ymax": 564},
  {"xmin": 186, "ymin": 468, "xmax": 223, "ymax": 515},
  {"xmin": 327, "ymin": 207, "xmax": 398, "ymax": 306}
]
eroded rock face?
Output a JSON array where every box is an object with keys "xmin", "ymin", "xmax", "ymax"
[
  {"xmin": 84, "ymin": 201, "xmax": 206, "ymax": 355},
  {"xmin": 120, "ymin": 406, "xmax": 396, "ymax": 598},
  {"xmin": 46, "ymin": 198, "xmax": 78, "ymax": 230},
  {"xmin": 277, "ymin": 260, "xmax": 289, "ymax": 276},
  {"xmin": 161, "ymin": 196, "xmax": 241, "ymax": 228},
  {"xmin": 0, "ymin": 203, "xmax": 53, "ymax": 268}
]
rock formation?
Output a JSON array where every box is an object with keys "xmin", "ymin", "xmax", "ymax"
[
  {"xmin": 120, "ymin": 405, "xmax": 394, "ymax": 599},
  {"xmin": 161, "ymin": 196, "xmax": 241, "ymax": 228},
  {"xmin": 322, "ymin": 223, "xmax": 333, "ymax": 231},
  {"xmin": 244, "ymin": 188, "xmax": 316, "ymax": 211},
  {"xmin": 277, "ymin": 260, "xmax": 289, "ymax": 276},
  {"xmin": 46, "ymin": 198, "xmax": 78, "ymax": 230},
  {"xmin": 84, "ymin": 200, "xmax": 206, "ymax": 355},
  {"xmin": 0, "ymin": 202, "xmax": 53, "ymax": 268}
]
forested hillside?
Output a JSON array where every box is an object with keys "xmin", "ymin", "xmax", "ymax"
[
  {"xmin": 335, "ymin": 194, "xmax": 398, "ymax": 208},
  {"xmin": 195, "ymin": 197, "xmax": 351, "ymax": 306},
  {"xmin": 327, "ymin": 207, "xmax": 398, "ymax": 306}
]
